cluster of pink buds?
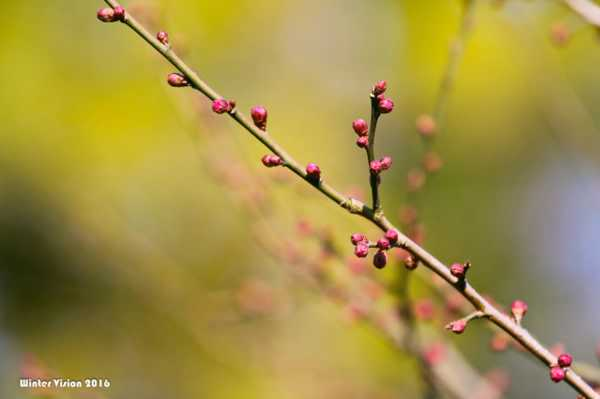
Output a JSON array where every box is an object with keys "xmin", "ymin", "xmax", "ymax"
[
  {"xmin": 97, "ymin": 6, "xmax": 126, "ymax": 23},
  {"xmin": 251, "ymin": 106, "xmax": 268, "ymax": 130},
  {"xmin": 450, "ymin": 261, "xmax": 471, "ymax": 280},
  {"xmin": 371, "ymin": 81, "xmax": 394, "ymax": 114},
  {"xmin": 212, "ymin": 98, "xmax": 235, "ymax": 114},
  {"xmin": 549, "ymin": 353, "xmax": 573, "ymax": 383},
  {"xmin": 352, "ymin": 119, "xmax": 369, "ymax": 148},
  {"xmin": 261, "ymin": 154, "xmax": 283, "ymax": 168},
  {"xmin": 350, "ymin": 229, "xmax": 399, "ymax": 269},
  {"xmin": 369, "ymin": 156, "xmax": 393, "ymax": 174}
]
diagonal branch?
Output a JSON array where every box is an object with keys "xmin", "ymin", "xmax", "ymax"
[
  {"xmin": 98, "ymin": 2, "xmax": 599, "ymax": 398},
  {"xmin": 564, "ymin": 0, "xmax": 600, "ymax": 27}
]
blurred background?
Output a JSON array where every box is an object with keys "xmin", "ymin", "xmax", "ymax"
[{"xmin": 1, "ymin": 0, "xmax": 600, "ymax": 398}]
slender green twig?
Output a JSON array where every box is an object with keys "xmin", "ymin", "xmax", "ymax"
[
  {"xmin": 98, "ymin": 2, "xmax": 599, "ymax": 397},
  {"xmin": 367, "ymin": 95, "xmax": 382, "ymax": 212}
]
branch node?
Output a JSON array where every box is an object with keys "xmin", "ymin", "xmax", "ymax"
[{"xmin": 341, "ymin": 198, "xmax": 364, "ymax": 214}]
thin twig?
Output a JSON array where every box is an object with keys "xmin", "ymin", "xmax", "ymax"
[
  {"xmin": 98, "ymin": 2, "xmax": 599, "ymax": 397},
  {"xmin": 367, "ymin": 95, "xmax": 382, "ymax": 212}
]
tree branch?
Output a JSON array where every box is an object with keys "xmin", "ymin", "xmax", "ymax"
[
  {"xmin": 564, "ymin": 0, "xmax": 600, "ymax": 27},
  {"xmin": 98, "ymin": 2, "xmax": 599, "ymax": 397}
]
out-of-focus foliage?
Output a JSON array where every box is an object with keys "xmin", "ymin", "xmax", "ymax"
[{"xmin": 1, "ymin": 1, "xmax": 599, "ymax": 398}]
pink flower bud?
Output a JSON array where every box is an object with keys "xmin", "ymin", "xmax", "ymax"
[
  {"xmin": 378, "ymin": 97, "xmax": 394, "ymax": 114},
  {"xmin": 511, "ymin": 300, "xmax": 528, "ymax": 323},
  {"xmin": 385, "ymin": 229, "xmax": 399, "ymax": 244},
  {"xmin": 423, "ymin": 151, "xmax": 443, "ymax": 173},
  {"xmin": 550, "ymin": 23, "xmax": 570, "ymax": 47},
  {"xmin": 157, "ymin": 31, "xmax": 169, "ymax": 45},
  {"xmin": 446, "ymin": 319, "xmax": 467, "ymax": 334},
  {"xmin": 399, "ymin": 206, "xmax": 418, "ymax": 226},
  {"xmin": 549, "ymin": 366, "xmax": 565, "ymax": 383},
  {"xmin": 261, "ymin": 154, "xmax": 283, "ymax": 168},
  {"xmin": 306, "ymin": 163, "xmax": 321, "ymax": 180},
  {"xmin": 380, "ymin": 156, "xmax": 392, "ymax": 170},
  {"xmin": 407, "ymin": 168, "xmax": 426, "ymax": 192},
  {"xmin": 490, "ymin": 332, "xmax": 510, "ymax": 352},
  {"xmin": 167, "ymin": 73, "xmax": 189, "ymax": 87},
  {"xmin": 373, "ymin": 80, "xmax": 387, "ymax": 96},
  {"xmin": 212, "ymin": 98, "xmax": 232, "ymax": 114},
  {"xmin": 354, "ymin": 243, "xmax": 369, "ymax": 258},
  {"xmin": 251, "ymin": 106, "xmax": 268, "ymax": 130},
  {"xmin": 97, "ymin": 8, "xmax": 117, "ymax": 22},
  {"xmin": 356, "ymin": 136, "xmax": 369, "ymax": 148},
  {"xmin": 450, "ymin": 262, "xmax": 469, "ymax": 279},
  {"xmin": 416, "ymin": 114, "xmax": 436, "ymax": 137},
  {"xmin": 352, "ymin": 119, "xmax": 369, "ymax": 136},
  {"xmin": 376, "ymin": 237, "xmax": 390, "ymax": 250},
  {"xmin": 370, "ymin": 160, "xmax": 383, "ymax": 173},
  {"xmin": 113, "ymin": 5, "xmax": 126, "ymax": 21},
  {"xmin": 557, "ymin": 353, "xmax": 573, "ymax": 368},
  {"xmin": 414, "ymin": 299, "xmax": 434, "ymax": 321},
  {"xmin": 350, "ymin": 233, "xmax": 366, "ymax": 245},
  {"xmin": 373, "ymin": 250, "xmax": 387, "ymax": 269}
]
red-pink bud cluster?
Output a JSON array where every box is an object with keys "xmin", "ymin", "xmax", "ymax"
[
  {"xmin": 350, "ymin": 230, "xmax": 399, "ymax": 270},
  {"xmin": 352, "ymin": 119, "xmax": 369, "ymax": 148},
  {"xmin": 548, "ymin": 352, "xmax": 573, "ymax": 383},
  {"xmin": 370, "ymin": 156, "xmax": 393, "ymax": 174},
  {"xmin": 212, "ymin": 98, "xmax": 235, "ymax": 114},
  {"xmin": 97, "ymin": 6, "xmax": 125, "ymax": 23},
  {"xmin": 261, "ymin": 154, "xmax": 283, "ymax": 168}
]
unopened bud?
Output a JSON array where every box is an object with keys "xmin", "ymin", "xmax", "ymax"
[
  {"xmin": 251, "ymin": 106, "xmax": 268, "ymax": 130},
  {"xmin": 157, "ymin": 31, "xmax": 169, "ymax": 45},
  {"xmin": 511, "ymin": 300, "xmax": 528, "ymax": 323},
  {"xmin": 373, "ymin": 80, "xmax": 387, "ymax": 96},
  {"xmin": 373, "ymin": 250, "xmax": 387, "ymax": 269},
  {"xmin": 167, "ymin": 73, "xmax": 189, "ymax": 87}
]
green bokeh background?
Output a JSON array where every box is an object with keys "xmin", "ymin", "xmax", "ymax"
[{"xmin": 1, "ymin": 1, "xmax": 599, "ymax": 398}]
